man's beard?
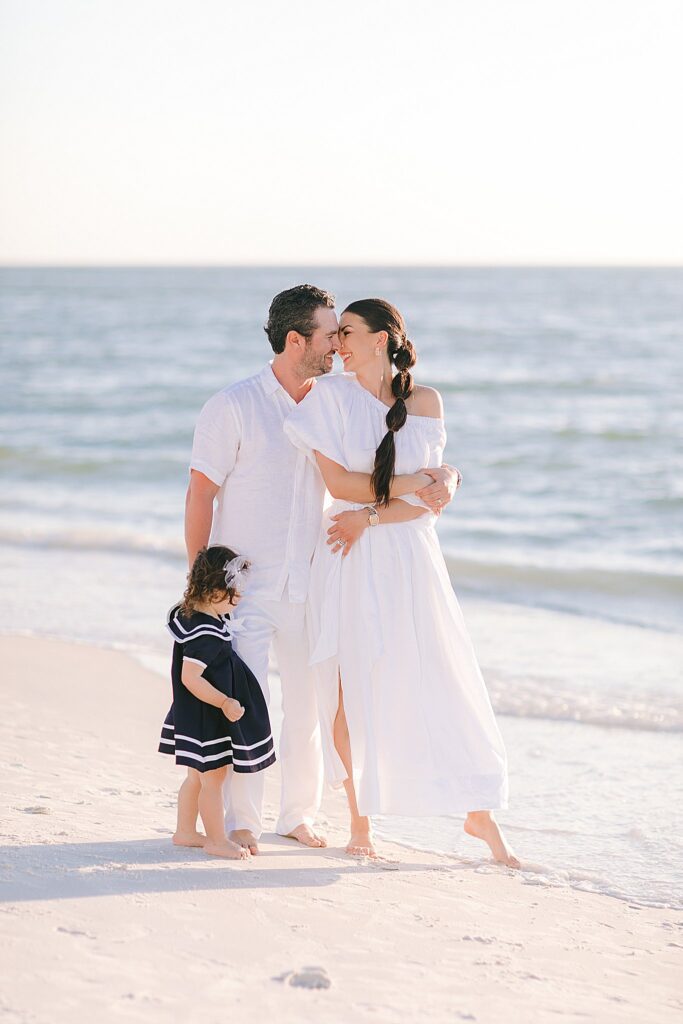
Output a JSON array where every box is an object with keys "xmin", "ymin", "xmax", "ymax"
[{"xmin": 299, "ymin": 344, "xmax": 334, "ymax": 378}]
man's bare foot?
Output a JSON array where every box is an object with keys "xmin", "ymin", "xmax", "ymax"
[
  {"xmin": 172, "ymin": 830, "xmax": 206, "ymax": 848},
  {"xmin": 464, "ymin": 811, "xmax": 520, "ymax": 868},
  {"xmin": 229, "ymin": 829, "xmax": 259, "ymax": 855},
  {"xmin": 284, "ymin": 823, "xmax": 328, "ymax": 848},
  {"xmin": 204, "ymin": 838, "xmax": 249, "ymax": 860},
  {"xmin": 346, "ymin": 831, "xmax": 377, "ymax": 857}
]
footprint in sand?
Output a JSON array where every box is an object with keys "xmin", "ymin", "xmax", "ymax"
[
  {"xmin": 279, "ymin": 966, "xmax": 331, "ymax": 990},
  {"xmin": 22, "ymin": 806, "xmax": 50, "ymax": 815},
  {"xmin": 57, "ymin": 926, "xmax": 95, "ymax": 939}
]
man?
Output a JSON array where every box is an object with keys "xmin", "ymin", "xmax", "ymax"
[{"xmin": 185, "ymin": 284, "xmax": 460, "ymax": 854}]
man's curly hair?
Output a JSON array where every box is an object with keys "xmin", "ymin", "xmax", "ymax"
[
  {"xmin": 180, "ymin": 545, "xmax": 249, "ymax": 615},
  {"xmin": 264, "ymin": 284, "xmax": 335, "ymax": 354}
]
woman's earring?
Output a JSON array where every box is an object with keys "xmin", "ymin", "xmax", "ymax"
[{"xmin": 375, "ymin": 347, "xmax": 381, "ymax": 356}]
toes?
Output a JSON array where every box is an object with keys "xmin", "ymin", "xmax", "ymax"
[
  {"xmin": 286, "ymin": 829, "xmax": 327, "ymax": 848},
  {"xmin": 346, "ymin": 845, "xmax": 376, "ymax": 858}
]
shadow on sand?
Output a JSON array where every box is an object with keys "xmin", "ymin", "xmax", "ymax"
[{"xmin": 0, "ymin": 834, "xmax": 458, "ymax": 903}]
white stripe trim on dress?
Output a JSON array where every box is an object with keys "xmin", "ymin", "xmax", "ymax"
[
  {"xmin": 176, "ymin": 748, "xmax": 232, "ymax": 764},
  {"xmin": 168, "ymin": 603, "xmax": 230, "ymax": 633},
  {"xmin": 232, "ymin": 748, "xmax": 275, "ymax": 767},
  {"xmin": 168, "ymin": 618, "xmax": 229, "ymax": 638},
  {"xmin": 159, "ymin": 738, "xmax": 175, "ymax": 746},
  {"xmin": 182, "ymin": 656, "xmax": 208, "ymax": 667},
  {"xmin": 167, "ymin": 605, "xmax": 231, "ymax": 639},
  {"xmin": 231, "ymin": 732, "xmax": 273, "ymax": 751},
  {"xmin": 167, "ymin": 622, "xmax": 235, "ymax": 638},
  {"xmin": 173, "ymin": 732, "xmax": 233, "ymax": 748}
]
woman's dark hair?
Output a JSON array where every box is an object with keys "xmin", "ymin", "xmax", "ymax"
[
  {"xmin": 343, "ymin": 298, "xmax": 417, "ymax": 506},
  {"xmin": 180, "ymin": 545, "xmax": 249, "ymax": 615},
  {"xmin": 264, "ymin": 284, "xmax": 336, "ymax": 354}
]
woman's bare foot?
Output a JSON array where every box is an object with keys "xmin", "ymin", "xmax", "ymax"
[
  {"xmin": 229, "ymin": 829, "xmax": 259, "ymax": 855},
  {"xmin": 204, "ymin": 837, "xmax": 249, "ymax": 859},
  {"xmin": 346, "ymin": 831, "xmax": 377, "ymax": 857},
  {"xmin": 172, "ymin": 830, "xmax": 206, "ymax": 848},
  {"xmin": 464, "ymin": 811, "xmax": 520, "ymax": 868},
  {"xmin": 284, "ymin": 824, "xmax": 328, "ymax": 848}
]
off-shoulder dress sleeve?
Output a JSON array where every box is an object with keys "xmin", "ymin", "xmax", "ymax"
[
  {"xmin": 397, "ymin": 418, "xmax": 448, "ymax": 510},
  {"xmin": 283, "ymin": 378, "xmax": 350, "ymax": 469}
]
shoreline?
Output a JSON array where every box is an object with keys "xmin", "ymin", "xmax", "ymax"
[{"xmin": 2, "ymin": 635, "xmax": 681, "ymax": 1022}]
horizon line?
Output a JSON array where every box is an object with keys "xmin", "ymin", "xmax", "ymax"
[{"xmin": 1, "ymin": 261, "xmax": 682, "ymax": 270}]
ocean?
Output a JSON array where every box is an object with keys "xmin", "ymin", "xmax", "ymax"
[{"xmin": 1, "ymin": 266, "xmax": 682, "ymax": 908}]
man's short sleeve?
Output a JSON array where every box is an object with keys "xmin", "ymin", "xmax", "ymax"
[{"xmin": 190, "ymin": 391, "xmax": 242, "ymax": 487}]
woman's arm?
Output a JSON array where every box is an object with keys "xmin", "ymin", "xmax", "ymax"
[
  {"xmin": 314, "ymin": 451, "xmax": 431, "ymax": 503},
  {"xmin": 327, "ymin": 500, "xmax": 429, "ymax": 558},
  {"xmin": 314, "ymin": 451, "xmax": 460, "ymax": 511}
]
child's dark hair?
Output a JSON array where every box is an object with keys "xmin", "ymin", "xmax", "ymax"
[{"xmin": 181, "ymin": 545, "xmax": 249, "ymax": 615}]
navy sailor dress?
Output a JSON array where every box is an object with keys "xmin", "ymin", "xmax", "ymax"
[{"xmin": 158, "ymin": 603, "xmax": 276, "ymax": 774}]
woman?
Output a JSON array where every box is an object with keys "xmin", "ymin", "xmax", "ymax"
[{"xmin": 284, "ymin": 298, "xmax": 519, "ymax": 867}]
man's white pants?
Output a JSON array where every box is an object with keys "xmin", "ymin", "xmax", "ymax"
[{"xmin": 226, "ymin": 595, "xmax": 323, "ymax": 838}]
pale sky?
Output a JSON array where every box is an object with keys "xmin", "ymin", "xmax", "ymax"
[{"xmin": 1, "ymin": 0, "xmax": 682, "ymax": 265}]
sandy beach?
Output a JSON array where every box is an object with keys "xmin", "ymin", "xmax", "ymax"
[{"xmin": 1, "ymin": 635, "xmax": 681, "ymax": 1023}]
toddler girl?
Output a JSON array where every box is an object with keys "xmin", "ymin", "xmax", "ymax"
[{"xmin": 159, "ymin": 545, "xmax": 275, "ymax": 858}]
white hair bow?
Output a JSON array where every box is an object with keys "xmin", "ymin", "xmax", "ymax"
[{"xmin": 223, "ymin": 554, "xmax": 249, "ymax": 591}]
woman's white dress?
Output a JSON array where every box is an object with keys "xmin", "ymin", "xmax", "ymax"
[{"xmin": 284, "ymin": 373, "xmax": 508, "ymax": 817}]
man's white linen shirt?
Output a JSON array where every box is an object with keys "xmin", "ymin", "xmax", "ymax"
[{"xmin": 190, "ymin": 363, "xmax": 325, "ymax": 603}]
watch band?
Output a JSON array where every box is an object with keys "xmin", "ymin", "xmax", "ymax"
[{"xmin": 365, "ymin": 505, "xmax": 380, "ymax": 527}]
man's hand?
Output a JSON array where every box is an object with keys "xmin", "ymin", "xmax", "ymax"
[
  {"xmin": 327, "ymin": 510, "xmax": 368, "ymax": 557},
  {"xmin": 414, "ymin": 464, "xmax": 462, "ymax": 513}
]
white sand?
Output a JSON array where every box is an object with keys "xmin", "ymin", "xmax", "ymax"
[{"xmin": 1, "ymin": 636, "xmax": 681, "ymax": 1023}]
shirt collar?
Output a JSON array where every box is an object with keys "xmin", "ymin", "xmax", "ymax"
[{"xmin": 258, "ymin": 361, "xmax": 283, "ymax": 396}]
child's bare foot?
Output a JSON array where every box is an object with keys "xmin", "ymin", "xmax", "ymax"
[
  {"xmin": 346, "ymin": 831, "xmax": 377, "ymax": 857},
  {"xmin": 464, "ymin": 811, "xmax": 520, "ymax": 868},
  {"xmin": 204, "ymin": 838, "xmax": 249, "ymax": 859},
  {"xmin": 229, "ymin": 829, "xmax": 259, "ymax": 855},
  {"xmin": 284, "ymin": 824, "xmax": 328, "ymax": 848},
  {"xmin": 172, "ymin": 830, "xmax": 206, "ymax": 848}
]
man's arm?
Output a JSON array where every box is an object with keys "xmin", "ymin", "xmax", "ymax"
[
  {"xmin": 185, "ymin": 390, "xmax": 241, "ymax": 568},
  {"xmin": 185, "ymin": 470, "xmax": 219, "ymax": 568}
]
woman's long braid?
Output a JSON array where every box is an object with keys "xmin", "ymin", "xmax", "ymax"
[
  {"xmin": 342, "ymin": 298, "xmax": 418, "ymax": 506},
  {"xmin": 370, "ymin": 334, "xmax": 417, "ymax": 505}
]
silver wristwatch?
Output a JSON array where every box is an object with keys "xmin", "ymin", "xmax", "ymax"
[{"xmin": 364, "ymin": 505, "xmax": 380, "ymax": 527}]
